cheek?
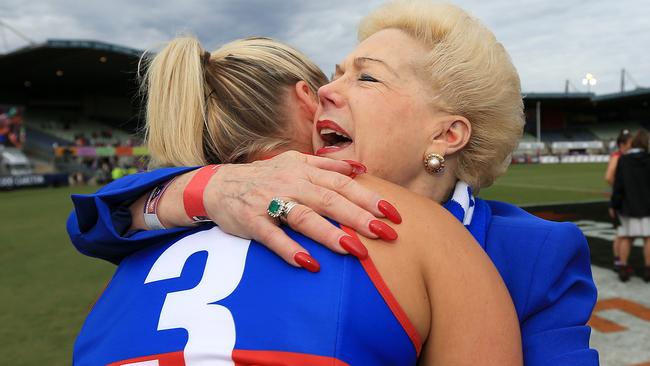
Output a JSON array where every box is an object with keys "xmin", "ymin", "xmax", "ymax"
[{"xmin": 357, "ymin": 110, "xmax": 428, "ymax": 180}]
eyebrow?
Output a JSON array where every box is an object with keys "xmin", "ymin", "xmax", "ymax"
[{"xmin": 334, "ymin": 56, "xmax": 400, "ymax": 79}]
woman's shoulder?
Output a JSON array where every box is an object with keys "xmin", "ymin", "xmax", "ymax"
[
  {"xmin": 486, "ymin": 200, "xmax": 562, "ymax": 227},
  {"xmin": 484, "ymin": 199, "xmax": 585, "ymax": 247}
]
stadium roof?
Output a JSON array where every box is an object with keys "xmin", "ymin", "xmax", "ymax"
[
  {"xmin": 592, "ymin": 87, "xmax": 650, "ymax": 103},
  {"xmin": 522, "ymin": 89, "xmax": 650, "ymax": 109},
  {"xmin": 524, "ymin": 92, "xmax": 594, "ymax": 100},
  {"xmin": 0, "ymin": 39, "xmax": 144, "ymax": 102}
]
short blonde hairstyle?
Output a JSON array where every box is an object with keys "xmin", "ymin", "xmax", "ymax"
[
  {"xmin": 359, "ymin": 1, "xmax": 524, "ymax": 190},
  {"xmin": 142, "ymin": 36, "xmax": 328, "ymax": 168}
]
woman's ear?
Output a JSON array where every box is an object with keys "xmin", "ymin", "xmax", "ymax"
[
  {"xmin": 294, "ymin": 81, "xmax": 318, "ymax": 117},
  {"xmin": 432, "ymin": 116, "xmax": 472, "ymax": 156}
]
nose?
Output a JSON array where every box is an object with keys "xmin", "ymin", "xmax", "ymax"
[{"xmin": 318, "ymin": 79, "xmax": 345, "ymax": 109}]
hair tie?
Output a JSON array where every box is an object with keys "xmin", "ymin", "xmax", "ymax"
[{"xmin": 202, "ymin": 50, "xmax": 211, "ymax": 68}]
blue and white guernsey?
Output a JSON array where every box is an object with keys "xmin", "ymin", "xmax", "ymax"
[{"xmin": 74, "ymin": 224, "xmax": 420, "ymax": 366}]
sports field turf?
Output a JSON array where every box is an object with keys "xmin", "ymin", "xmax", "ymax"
[
  {"xmin": 0, "ymin": 163, "xmax": 611, "ymax": 364},
  {"xmin": 480, "ymin": 162, "xmax": 611, "ymax": 205}
]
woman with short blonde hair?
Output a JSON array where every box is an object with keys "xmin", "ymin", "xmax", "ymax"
[{"xmin": 358, "ymin": 1, "xmax": 524, "ymax": 190}]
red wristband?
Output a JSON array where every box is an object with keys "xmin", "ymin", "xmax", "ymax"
[{"xmin": 183, "ymin": 165, "xmax": 221, "ymax": 222}]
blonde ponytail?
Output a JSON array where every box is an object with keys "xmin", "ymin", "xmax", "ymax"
[
  {"xmin": 142, "ymin": 36, "xmax": 328, "ymax": 168},
  {"xmin": 142, "ymin": 36, "xmax": 210, "ymax": 167}
]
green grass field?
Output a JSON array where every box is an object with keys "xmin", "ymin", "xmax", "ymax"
[
  {"xmin": 480, "ymin": 162, "xmax": 611, "ymax": 205},
  {"xmin": 0, "ymin": 163, "xmax": 611, "ymax": 364}
]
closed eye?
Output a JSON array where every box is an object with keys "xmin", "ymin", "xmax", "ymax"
[{"xmin": 359, "ymin": 73, "xmax": 379, "ymax": 82}]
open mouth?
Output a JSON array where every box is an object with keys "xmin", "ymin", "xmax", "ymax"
[
  {"xmin": 316, "ymin": 120, "xmax": 353, "ymax": 155},
  {"xmin": 320, "ymin": 128, "xmax": 353, "ymax": 147}
]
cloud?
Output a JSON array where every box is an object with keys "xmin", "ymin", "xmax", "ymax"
[{"xmin": 0, "ymin": 0, "xmax": 648, "ymax": 94}]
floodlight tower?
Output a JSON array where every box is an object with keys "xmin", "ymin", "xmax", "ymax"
[{"xmin": 581, "ymin": 73, "xmax": 597, "ymax": 93}]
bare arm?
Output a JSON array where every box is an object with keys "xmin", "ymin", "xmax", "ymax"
[
  {"xmin": 604, "ymin": 154, "xmax": 619, "ymax": 186},
  {"xmin": 351, "ymin": 175, "xmax": 522, "ymax": 365},
  {"xmin": 420, "ymin": 223, "xmax": 522, "ymax": 365}
]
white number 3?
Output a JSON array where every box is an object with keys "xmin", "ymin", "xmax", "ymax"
[{"xmin": 144, "ymin": 227, "xmax": 250, "ymax": 366}]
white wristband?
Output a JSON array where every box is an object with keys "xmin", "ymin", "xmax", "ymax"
[
  {"xmin": 143, "ymin": 178, "xmax": 176, "ymax": 230},
  {"xmin": 144, "ymin": 211, "xmax": 166, "ymax": 230}
]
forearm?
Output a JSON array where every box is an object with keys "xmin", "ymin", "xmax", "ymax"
[
  {"xmin": 604, "ymin": 158, "xmax": 617, "ymax": 186},
  {"xmin": 67, "ymin": 166, "xmax": 199, "ymax": 262},
  {"xmin": 129, "ymin": 169, "xmax": 202, "ymax": 231}
]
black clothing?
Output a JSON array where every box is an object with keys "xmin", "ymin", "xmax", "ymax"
[{"xmin": 611, "ymin": 151, "xmax": 650, "ymax": 217}]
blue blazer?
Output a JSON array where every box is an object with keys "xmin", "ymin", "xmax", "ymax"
[{"xmin": 67, "ymin": 167, "xmax": 599, "ymax": 365}]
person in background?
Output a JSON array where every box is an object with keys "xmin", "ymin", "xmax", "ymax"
[
  {"xmin": 0, "ymin": 110, "xmax": 9, "ymax": 146},
  {"xmin": 605, "ymin": 129, "xmax": 633, "ymax": 271},
  {"xmin": 611, "ymin": 128, "xmax": 650, "ymax": 282}
]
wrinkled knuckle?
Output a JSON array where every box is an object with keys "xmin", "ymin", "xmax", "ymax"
[
  {"xmin": 319, "ymin": 189, "xmax": 339, "ymax": 208},
  {"xmin": 257, "ymin": 227, "xmax": 277, "ymax": 245},
  {"xmin": 289, "ymin": 206, "xmax": 312, "ymax": 227},
  {"xmin": 332, "ymin": 175, "xmax": 354, "ymax": 191},
  {"xmin": 282, "ymin": 150, "xmax": 300, "ymax": 160}
]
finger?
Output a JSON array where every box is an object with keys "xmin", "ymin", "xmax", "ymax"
[
  {"xmin": 302, "ymin": 169, "xmax": 401, "ymax": 235},
  {"xmin": 307, "ymin": 167, "xmax": 385, "ymax": 215},
  {"xmin": 284, "ymin": 204, "xmax": 368, "ymax": 259},
  {"xmin": 250, "ymin": 218, "xmax": 320, "ymax": 272},
  {"xmin": 280, "ymin": 151, "xmax": 355, "ymax": 176},
  {"xmin": 303, "ymin": 155, "xmax": 356, "ymax": 176}
]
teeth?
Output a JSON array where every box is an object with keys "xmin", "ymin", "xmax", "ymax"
[{"xmin": 320, "ymin": 128, "xmax": 349, "ymax": 138}]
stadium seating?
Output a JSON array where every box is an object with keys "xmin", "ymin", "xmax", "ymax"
[
  {"xmin": 23, "ymin": 110, "xmax": 135, "ymax": 146},
  {"xmin": 588, "ymin": 122, "xmax": 644, "ymax": 140},
  {"xmin": 539, "ymin": 128, "xmax": 597, "ymax": 142}
]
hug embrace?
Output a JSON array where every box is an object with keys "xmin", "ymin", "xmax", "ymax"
[{"xmin": 69, "ymin": 1, "xmax": 599, "ymax": 365}]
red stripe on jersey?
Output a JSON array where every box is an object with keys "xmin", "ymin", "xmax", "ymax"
[
  {"xmin": 108, "ymin": 349, "xmax": 347, "ymax": 366},
  {"xmin": 232, "ymin": 349, "xmax": 349, "ymax": 365},
  {"xmin": 108, "ymin": 350, "xmax": 185, "ymax": 366},
  {"xmin": 341, "ymin": 225, "xmax": 423, "ymax": 357}
]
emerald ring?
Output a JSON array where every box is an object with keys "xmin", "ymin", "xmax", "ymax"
[{"xmin": 267, "ymin": 197, "xmax": 299, "ymax": 221}]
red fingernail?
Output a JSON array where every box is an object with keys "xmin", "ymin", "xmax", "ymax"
[
  {"xmin": 343, "ymin": 160, "xmax": 367, "ymax": 178},
  {"xmin": 369, "ymin": 220, "xmax": 398, "ymax": 241},
  {"xmin": 377, "ymin": 200, "xmax": 402, "ymax": 224},
  {"xmin": 294, "ymin": 252, "xmax": 320, "ymax": 273},
  {"xmin": 339, "ymin": 235, "xmax": 368, "ymax": 259}
]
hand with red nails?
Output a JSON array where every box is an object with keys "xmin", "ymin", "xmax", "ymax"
[{"xmin": 136, "ymin": 151, "xmax": 401, "ymax": 271}]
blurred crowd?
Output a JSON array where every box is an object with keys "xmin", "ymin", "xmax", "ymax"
[
  {"xmin": 0, "ymin": 107, "xmax": 25, "ymax": 149},
  {"xmin": 68, "ymin": 156, "xmax": 146, "ymax": 186}
]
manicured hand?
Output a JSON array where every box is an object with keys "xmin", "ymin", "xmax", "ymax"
[{"xmin": 203, "ymin": 151, "xmax": 401, "ymax": 270}]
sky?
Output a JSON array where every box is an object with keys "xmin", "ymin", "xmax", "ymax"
[{"xmin": 1, "ymin": 0, "xmax": 649, "ymax": 95}]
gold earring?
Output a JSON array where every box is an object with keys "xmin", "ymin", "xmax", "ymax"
[{"xmin": 423, "ymin": 153, "xmax": 445, "ymax": 174}]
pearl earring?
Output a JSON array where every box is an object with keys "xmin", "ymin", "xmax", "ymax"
[{"xmin": 423, "ymin": 153, "xmax": 445, "ymax": 174}]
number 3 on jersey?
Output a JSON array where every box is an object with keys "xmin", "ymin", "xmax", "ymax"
[{"xmin": 144, "ymin": 227, "xmax": 251, "ymax": 366}]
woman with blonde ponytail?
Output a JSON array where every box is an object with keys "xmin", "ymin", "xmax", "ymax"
[
  {"xmin": 144, "ymin": 36, "xmax": 328, "ymax": 167},
  {"xmin": 71, "ymin": 33, "xmax": 521, "ymax": 365},
  {"xmin": 143, "ymin": 36, "xmax": 210, "ymax": 167}
]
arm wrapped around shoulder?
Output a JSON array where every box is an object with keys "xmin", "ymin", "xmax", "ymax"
[
  {"xmin": 520, "ymin": 222, "xmax": 599, "ymax": 366},
  {"xmin": 66, "ymin": 167, "xmax": 197, "ymax": 264}
]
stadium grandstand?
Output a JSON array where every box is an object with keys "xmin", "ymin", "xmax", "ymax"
[
  {"xmin": 516, "ymin": 89, "xmax": 650, "ymax": 162},
  {"xmin": 0, "ymin": 39, "xmax": 145, "ymax": 189},
  {"xmin": 1, "ymin": 37, "xmax": 649, "ymax": 188}
]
